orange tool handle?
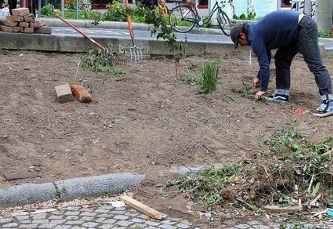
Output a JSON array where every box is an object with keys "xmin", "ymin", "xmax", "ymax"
[{"xmin": 57, "ymin": 16, "xmax": 106, "ymax": 51}]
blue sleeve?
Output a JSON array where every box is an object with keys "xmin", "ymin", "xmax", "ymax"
[{"xmin": 251, "ymin": 39, "xmax": 270, "ymax": 91}]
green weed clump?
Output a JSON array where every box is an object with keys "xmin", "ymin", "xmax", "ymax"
[
  {"xmin": 168, "ymin": 166, "xmax": 241, "ymax": 205},
  {"xmin": 80, "ymin": 45, "xmax": 125, "ymax": 74},
  {"xmin": 187, "ymin": 61, "xmax": 219, "ymax": 94}
]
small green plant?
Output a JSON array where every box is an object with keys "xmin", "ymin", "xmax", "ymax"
[
  {"xmin": 168, "ymin": 166, "xmax": 241, "ymax": 205},
  {"xmin": 82, "ymin": 9, "xmax": 104, "ymax": 25},
  {"xmin": 104, "ymin": 1, "xmax": 128, "ymax": 22},
  {"xmin": 40, "ymin": 4, "xmax": 56, "ymax": 17},
  {"xmin": 80, "ymin": 44, "xmax": 124, "ymax": 74},
  {"xmin": 319, "ymin": 31, "xmax": 333, "ymax": 38},
  {"xmin": 233, "ymin": 12, "xmax": 256, "ymax": 20},
  {"xmin": 189, "ymin": 61, "xmax": 219, "ymax": 94}
]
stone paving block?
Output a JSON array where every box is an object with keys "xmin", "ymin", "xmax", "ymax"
[
  {"xmin": 0, "ymin": 218, "xmax": 13, "ymax": 224},
  {"xmin": 235, "ymin": 224, "xmax": 251, "ymax": 229},
  {"xmin": 160, "ymin": 224, "xmax": 177, "ymax": 229},
  {"xmin": 50, "ymin": 219, "xmax": 65, "ymax": 225},
  {"xmin": 39, "ymin": 223, "xmax": 56, "ymax": 228},
  {"xmin": 19, "ymin": 224, "xmax": 38, "ymax": 228},
  {"xmin": 80, "ymin": 216, "xmax": 94, "ymax": 221},
  {"xmin": 146, "ymin": 221, "xmax": 160, "ymax": 226},
  {"xmin": 2, "ymin": 222, "xmax": 18, "ymax": 227},
  {"xmin": 255, "ymin": 226, "xmax": 270, "ymax": 229},
  {"xmin": 80, "ymin": 212, "xmax": 97, "ymax": 217},
  {"xmin": 55, "ymin": 84, "xmax": 74, "ymax": 103},
  {"xmin": 103, "ymin": 219, "xmax": 116, "ymax": 224},
  {"xmin": 99, "ymin": 225, "xmax": 113, "ymax": 229},
  {"xmin": 54, "ymin": 226, "xmax": 72, "ymax": 229},
  {"xmin": 15, "ymin": 215, "xmax": 29, "ymax": 221},
  {"xmin": 31, "ymin": 219, "xmax": 49, "ymax": 224},
  {"xmin": 98, "ymin": 214, "xmax": 110, "ymax": 218},
  {"xmin": 177, "ymin": 223, "xmax": 191, "ymax": 228},
  {"xmin": 161, "ymin": 219, "xmax": 177, "ymax": 225},
  {"xmin": 95, "ymin": 208, "xmax": 109, "ymax": 213},
  {"xmin": 132, "ymin": 218, "xmax": 146, "ymax": 223},
  {"xmin": 65, "ymin": 220, "xmax": 84, "ymax": 225},
  {"xmin": 96, "ymin": 217, "xmax": 106, "ymax": 223},
  {"xmin": 18, "ymin": 220, "xmax": 32, "ymax": 224},
  {"xmin": 49, "ymin": 215, "xmax": 63, "ymax": 220},
  {"xmin": 117, "ymin": 220, "xmax": 134, "ymax": 227},
  {"xmin": 32, "ymin": 213, "xmax": 48, "ymax": 219},
  {"xmin": 130, "ymin": 223, "xmax": 147, "ymax": 228},
  {"xmin": 65, "ymin": 215, "xmax": 80, "ymax": 220},
  {"xmin": 64, "ymin": 211, "xmax": 80, "ymax": 216},
  {"xmin": 114, "ymin": 215, "xmax": 129, "ymax": 220},
  {"xmin": 82, "ymin": 222, "xmax": 99, "ymax": 227}
]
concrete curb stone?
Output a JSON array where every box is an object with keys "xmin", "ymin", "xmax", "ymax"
[{"xmin": 0, "ymin": 173, "xmax": 144, "ymax": 207}]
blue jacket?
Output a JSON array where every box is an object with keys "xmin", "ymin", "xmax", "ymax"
[{"xmin": 246, "ymin": 11, "xmax": 300, "ymax": 91}]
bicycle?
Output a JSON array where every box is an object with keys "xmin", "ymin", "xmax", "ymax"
[{"xmin": 168, "ymin": 0, "xmax": 231, "ymax": 36}]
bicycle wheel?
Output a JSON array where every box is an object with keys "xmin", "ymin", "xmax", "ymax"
[
  {"xmin": 169, "ymin": 4, "xmax": 196, "ymax": 33},
  {"xmin": 216, "ymin": 10, "xmax": 231, "ymax": 36}
]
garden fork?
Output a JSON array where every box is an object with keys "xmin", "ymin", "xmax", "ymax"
[{"xmin": 124, "ymin": 0, "xmax": 144, "ymax": 63}]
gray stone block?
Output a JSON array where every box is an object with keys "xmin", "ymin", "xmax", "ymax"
[{"xmin": 55, "ymin": 84, "xmax": 73, "ymax": 103}]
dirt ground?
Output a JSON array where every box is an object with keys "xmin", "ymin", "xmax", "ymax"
[{"xmin": 0, "ymin": 50, "xmax": 333, "ymax": 225}]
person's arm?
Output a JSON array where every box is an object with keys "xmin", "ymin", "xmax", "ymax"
[{"xmin": 252, "ymin": 38, "xmax": 270, "ymax": 92}]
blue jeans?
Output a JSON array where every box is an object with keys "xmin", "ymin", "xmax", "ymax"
[{"xmin": 274, "ymin": 16, "xmax": 332, "ymax": 96}]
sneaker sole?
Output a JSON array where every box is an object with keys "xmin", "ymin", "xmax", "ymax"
[
  {"xmin": 312, "ymin": 111, "xmax": 333, "ymax": 117},
  {"xmin": 263, "ymin": 96, "xmax": 288, "ymax": 103}
]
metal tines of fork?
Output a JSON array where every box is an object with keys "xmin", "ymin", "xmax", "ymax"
[{"xmin": 129, "ymin": 46, "xmax": 144, "ymax": 63}]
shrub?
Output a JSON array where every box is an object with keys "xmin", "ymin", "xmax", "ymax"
[{"xmin": 40, "ymin": 4, "xmax": 56, "ymax": 17}]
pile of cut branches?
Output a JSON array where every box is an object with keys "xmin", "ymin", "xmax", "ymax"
[{"xmin": 168, "ymin": 128, "xmax": 333, "ymax": 213}]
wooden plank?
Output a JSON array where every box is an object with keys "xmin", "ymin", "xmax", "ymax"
[{"xmin": 120, "ymin": 195, "xmax": 163, "ymax": 220}]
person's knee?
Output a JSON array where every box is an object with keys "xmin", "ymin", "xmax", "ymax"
[{"xmin": 308, "ymin": 63, "xmax": 327, "ymax": 74}]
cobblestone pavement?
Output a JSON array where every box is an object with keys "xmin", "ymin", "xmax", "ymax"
[{"xmin": 0, "ymin": 198, "xmax": 332, "ymax": 228}]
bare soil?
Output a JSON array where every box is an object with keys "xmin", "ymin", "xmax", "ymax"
[{"xmin": 0, "ymin": 50, "xmax": 333, "ymax": 225}]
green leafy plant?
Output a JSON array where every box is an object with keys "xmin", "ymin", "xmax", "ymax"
[
  {"xmin": 40, "ymin": 4, "xmax": 56, "ymax": 17},
  {"xmin": 104, "ymin": 1, "xmax": 128, "ymax": 22},
  {"xmin": 80, "ymin": 44, "xmax": 124, "ymax": 74},
  {"xmin": 83, "ymin": 10, "xmax": 104, "ymax": 25}
]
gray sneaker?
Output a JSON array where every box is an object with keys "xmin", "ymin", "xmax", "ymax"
[
  {"xmin": 312, "ymin": 96, "xmax": 333, "ymax": 117},
  {"xmin": 264, "ymin": 94, "xmax": 289, "ymax": 103}
]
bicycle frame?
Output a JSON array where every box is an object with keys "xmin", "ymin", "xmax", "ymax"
[{"xmin": 191, "ymin": 0, "xmax": 227, "ymax": 25}]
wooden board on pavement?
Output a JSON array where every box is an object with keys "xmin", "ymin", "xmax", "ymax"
[{"xmin": 120, "ymin": 195, "xmax": 164, "ymax": 220}]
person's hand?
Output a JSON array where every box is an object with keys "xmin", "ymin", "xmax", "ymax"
[
  {"xmin": 252, "ymin": 78, "xmax": 260, "ymax": 92},
  {"xmin": 255, "ymin": 91, "xmax": 266, "ymax": 100}
]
